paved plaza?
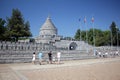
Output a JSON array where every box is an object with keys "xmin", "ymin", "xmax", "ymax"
[{"xmin": 0, "ymin": 57, "xmax": 120, "ymax": 80}]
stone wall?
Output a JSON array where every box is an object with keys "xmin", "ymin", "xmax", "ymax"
[
  {"xmin": 0, "ymin": 41, "xmax": 58, "ymax": 51},
  {"xmin": 0, "ymin": 41, "xmax": 95, "ymax": 63},
  {"xmin": 1, "ymin": 41, "xmax": 119, "ymax": 63},
  {"xmin": 0, "ymin": 41, "xmax": 54, "ymax": 63}
]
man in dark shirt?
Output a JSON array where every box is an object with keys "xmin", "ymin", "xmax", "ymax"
[{"xmin": 48, "ymin": 51, "xmax": 52, "ymax": 64}]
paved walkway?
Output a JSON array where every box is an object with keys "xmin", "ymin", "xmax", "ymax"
[
  {"xmin": 0, "ymin": 57, "xmax": 120, "ymax": 80},
  {"xmin": 0, "ymin": 65, "xmax": 21, "ymax": 80}
]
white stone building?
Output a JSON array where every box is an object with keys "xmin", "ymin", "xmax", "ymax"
[
  {"xmin": 35, "ymin": 16, "xmax": 92, "ymax": 50},
  {"xmin": 35, "ymin": 16, "xmax": 62, "ymax": 44}
]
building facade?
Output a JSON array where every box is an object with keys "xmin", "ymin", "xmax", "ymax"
[{"xmin": 35, "ymin": 16, "xmax": 92, "ymax": 50}]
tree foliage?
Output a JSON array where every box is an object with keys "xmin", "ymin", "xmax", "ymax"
[
  {"xmin": 0, "ymin": 18, "xmax": 6, "ymax": 40},
  {"xmin": 110, "ymin": 22, "xmax": 118, "ymax": 45},
  {"xmin": 6, "ymin": 9, "xmax": 32, "ymax": 41},
  {"xmin": 74, "ymin": 29, "xmax": 80, "ymax": 40},
  {"xmin": 24, "ymin": 21, "xmax": 32, "ymax": 37},
  {"xmin": 74, "ymin": 21, "xmax": 120, "ymax": 46}
]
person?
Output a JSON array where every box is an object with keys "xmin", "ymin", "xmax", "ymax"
[
  {"xmin": 115, "ymin": 51, "xmax": 119, "ymax": 56},
  {"xmin": 48, "ymin": 51, "xmax": 52, "ymax": 64},
  {"xmin": 52, "ymin": 56, "xmax": 56, "ymax": 63},
  {"xmin": 32, "ymin": 52, "xmax": 36, "ymax": 64},
  {"xmin": 98, "ymin": 52, "xmax": 101, "ymax": 57},
  {"xmin": 38, "ymin": 51, "xmax": 43, "ymax": 65},
  {"xmin": 57, "ymin": 51, "xmax": 61, "ymax": 64},
  {"xmin": 105, "ymin": 52, "xmax": 108, "ymax": 58}
]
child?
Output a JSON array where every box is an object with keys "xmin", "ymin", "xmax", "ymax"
[
  {"xmin": 38, "ymin": 51, "xmax": 43, "ymax": 65},
  {"xmin": 32, "ymin": 52, "xmax": 36, "ymax": 64}
]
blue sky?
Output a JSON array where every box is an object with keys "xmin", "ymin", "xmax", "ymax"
[{"xmin": 0, "ymin": 0, "xmax": 120, "ymax": 37}]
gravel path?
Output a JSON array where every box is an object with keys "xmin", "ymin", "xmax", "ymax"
[{"xmin": 0, "ymin": 57, "xmax": 120, "ymax": 80}]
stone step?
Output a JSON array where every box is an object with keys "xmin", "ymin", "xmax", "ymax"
[
  {"xmin": 0, "ymin": 50, "xmax": 95, "ymax": 63},
  {"xmin": 0, "ymin": 55, "xmax": 96, "ymax": 63}
]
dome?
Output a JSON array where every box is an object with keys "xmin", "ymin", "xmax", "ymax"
[{"xmin": 39, "ymin": 17, "xmax": 57, "ymax": 36}]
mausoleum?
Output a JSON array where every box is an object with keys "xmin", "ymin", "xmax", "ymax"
[
  {"xmin": 0, "ymin": 16, "xmax": 96, "ymax": 63},
  {"xmin": 35, "ymin": 16, "xmax": 61, "ymax": 44},
  {"xmin": 35, "ymin": 16, "xmax": 92, "ymax": 50}
]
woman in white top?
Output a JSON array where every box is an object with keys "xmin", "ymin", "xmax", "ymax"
[
  {"xmin": 57, "ymin": 51, "xmax": 61, "ymax": 64},
  {"xmin": 32, "ymin": 52, "xmax": 36, "ymax": 64}
]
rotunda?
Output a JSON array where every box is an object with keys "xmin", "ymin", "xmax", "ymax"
[
  {"xmin": 34, "ymin": 16, "xmax": 92, "ymax": 51},
  {"xmin": 39, "ymin": 16, "xmax": 57, "ymax": 36},
  {"xmin": 35, "ymin": 16, "xmax": 61, "ymax": 43}
]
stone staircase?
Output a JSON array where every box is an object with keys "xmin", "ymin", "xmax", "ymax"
[
  {"xmin": 0, "ymin": 50, "xmax": 96, "ymax": 63},
  {"xmin": 54, "ymin": 51, "xmax": 96, "ymax": 61},
  {"xmin": 0, "ymin": 50, "xmax": 32, "ymax": 63}
]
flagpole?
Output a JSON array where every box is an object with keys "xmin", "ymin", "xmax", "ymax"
[
  {"xmin": 92, "ymin": 17, "xmax": 95, "ymax": 56},
  {"xmin": 84, "ymin": 16, "xmax": 88, "ymax": 54},
  {"xmin": 79, "ymin": 18, "xmax": 82, "ymax": 51},
  {"xmin": 80, "ymin": 26, "xmax": 82, "ymax": 41},
  {"xmin": 111, "ymin": 27, "xmax": 113, "ymax": 51}
]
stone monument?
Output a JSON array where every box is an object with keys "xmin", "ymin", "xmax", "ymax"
[
  {"xmin": 0, "ymin": 16, "xmax": 96, "ymax": 63},
  {"xmin": 35, "ymin": 16, "xmax": 92, "ymax": 50}
]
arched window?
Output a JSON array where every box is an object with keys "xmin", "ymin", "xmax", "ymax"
[{"xmin": 69, "ymin": 42, "xmax": 77, "ymax": 50}]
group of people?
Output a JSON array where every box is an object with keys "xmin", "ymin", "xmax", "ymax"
[
  {"xmin": 32, "ymin": 51, "xmax": 61, "ymax": 65},
  {"xmin": 95, "ymin": 50, "xmax": 119, "ymax": 58}
]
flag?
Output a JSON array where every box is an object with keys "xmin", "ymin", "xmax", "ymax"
[
  {"xmin": 84, "ymin": 17, "xmax": 86, "ymax": 23},
  {"xmin": 91, "ymin": 17, "xmax": 94, "ymax": 23}
]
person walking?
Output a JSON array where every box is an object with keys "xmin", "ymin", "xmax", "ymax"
[
  {"xmin": 48, "ymin": 51, "xmax": 52, "ymax": 64},
  {"xmin": 32, "ymin": 52, "xmax": 36, "ymax": 64},
  {"xmin": 38, "ymin": 51, "xmax": 43, "ymax": 65},
  {"xmin": 57, "ymin": 51, "xmax": 61, "ymax": 64},
  {"xmin": 52, "ymin": 56, "xmax": 56, "ymax": 64}
]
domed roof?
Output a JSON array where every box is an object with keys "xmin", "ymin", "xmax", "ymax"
[
  {"xmin": 40, "ymin": 17, "xmax": 57, "ymax": 30},
  {"xmin": 39, "ymin": 16, "xmax": 57, "ymax": 36}
]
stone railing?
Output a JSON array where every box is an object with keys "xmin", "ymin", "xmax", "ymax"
[
  {"xmin": 0, "ymin": 41, "xmax": 96, "ymax": 63},
  {"xmin": 0, "ymin": 41, "xmax": 58, "ymax": 51}
]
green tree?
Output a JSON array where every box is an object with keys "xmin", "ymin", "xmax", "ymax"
[
  {"xmin": 0, "ymin": 18, "xmax": 6, "ymax": 40},
  {"xmin": 88, "ymin": 28, "xmax": 104, "ymax": 46},
  {"xmin": 94, "ymin": 29, "xmax": 103, "ymax": 46},
  {"xmin": 110, "ymin": 22, "xmax": 117, "ymax": 45},
  {"xmin": 81, "ymin": 31, "xmax": 86, "ymax": 41},
  {"xmin": 74, "ymin": 29, "xmax": 80, "ymax": 40},
  {"xmin": 118, "ymin": 30, "xmax": 120, "ymax": 45},
  {"xmin": 24, "ymin": 21, "xmax": 32, "ymax": 37},
  {"xmin": 74, "ymin": 29, "xmax": 87, "ymax": 41},
  {"xmin": 103, "ymin": 30, "xmax": 111, "ymax": 45},
  {"xmin": 74, "ymin": 22, "xmax": 120, "ymax": 46},
  {"xmin": 74, "ymin": 28, "xmax": 112, "ymax": 46},
  {"xmin": 6, "ymin": 9, "xmax": 32, "ymax": 41},
  {"xmin": 88, "ymin": 29, "xmax": 94, "ymax": 45}
]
